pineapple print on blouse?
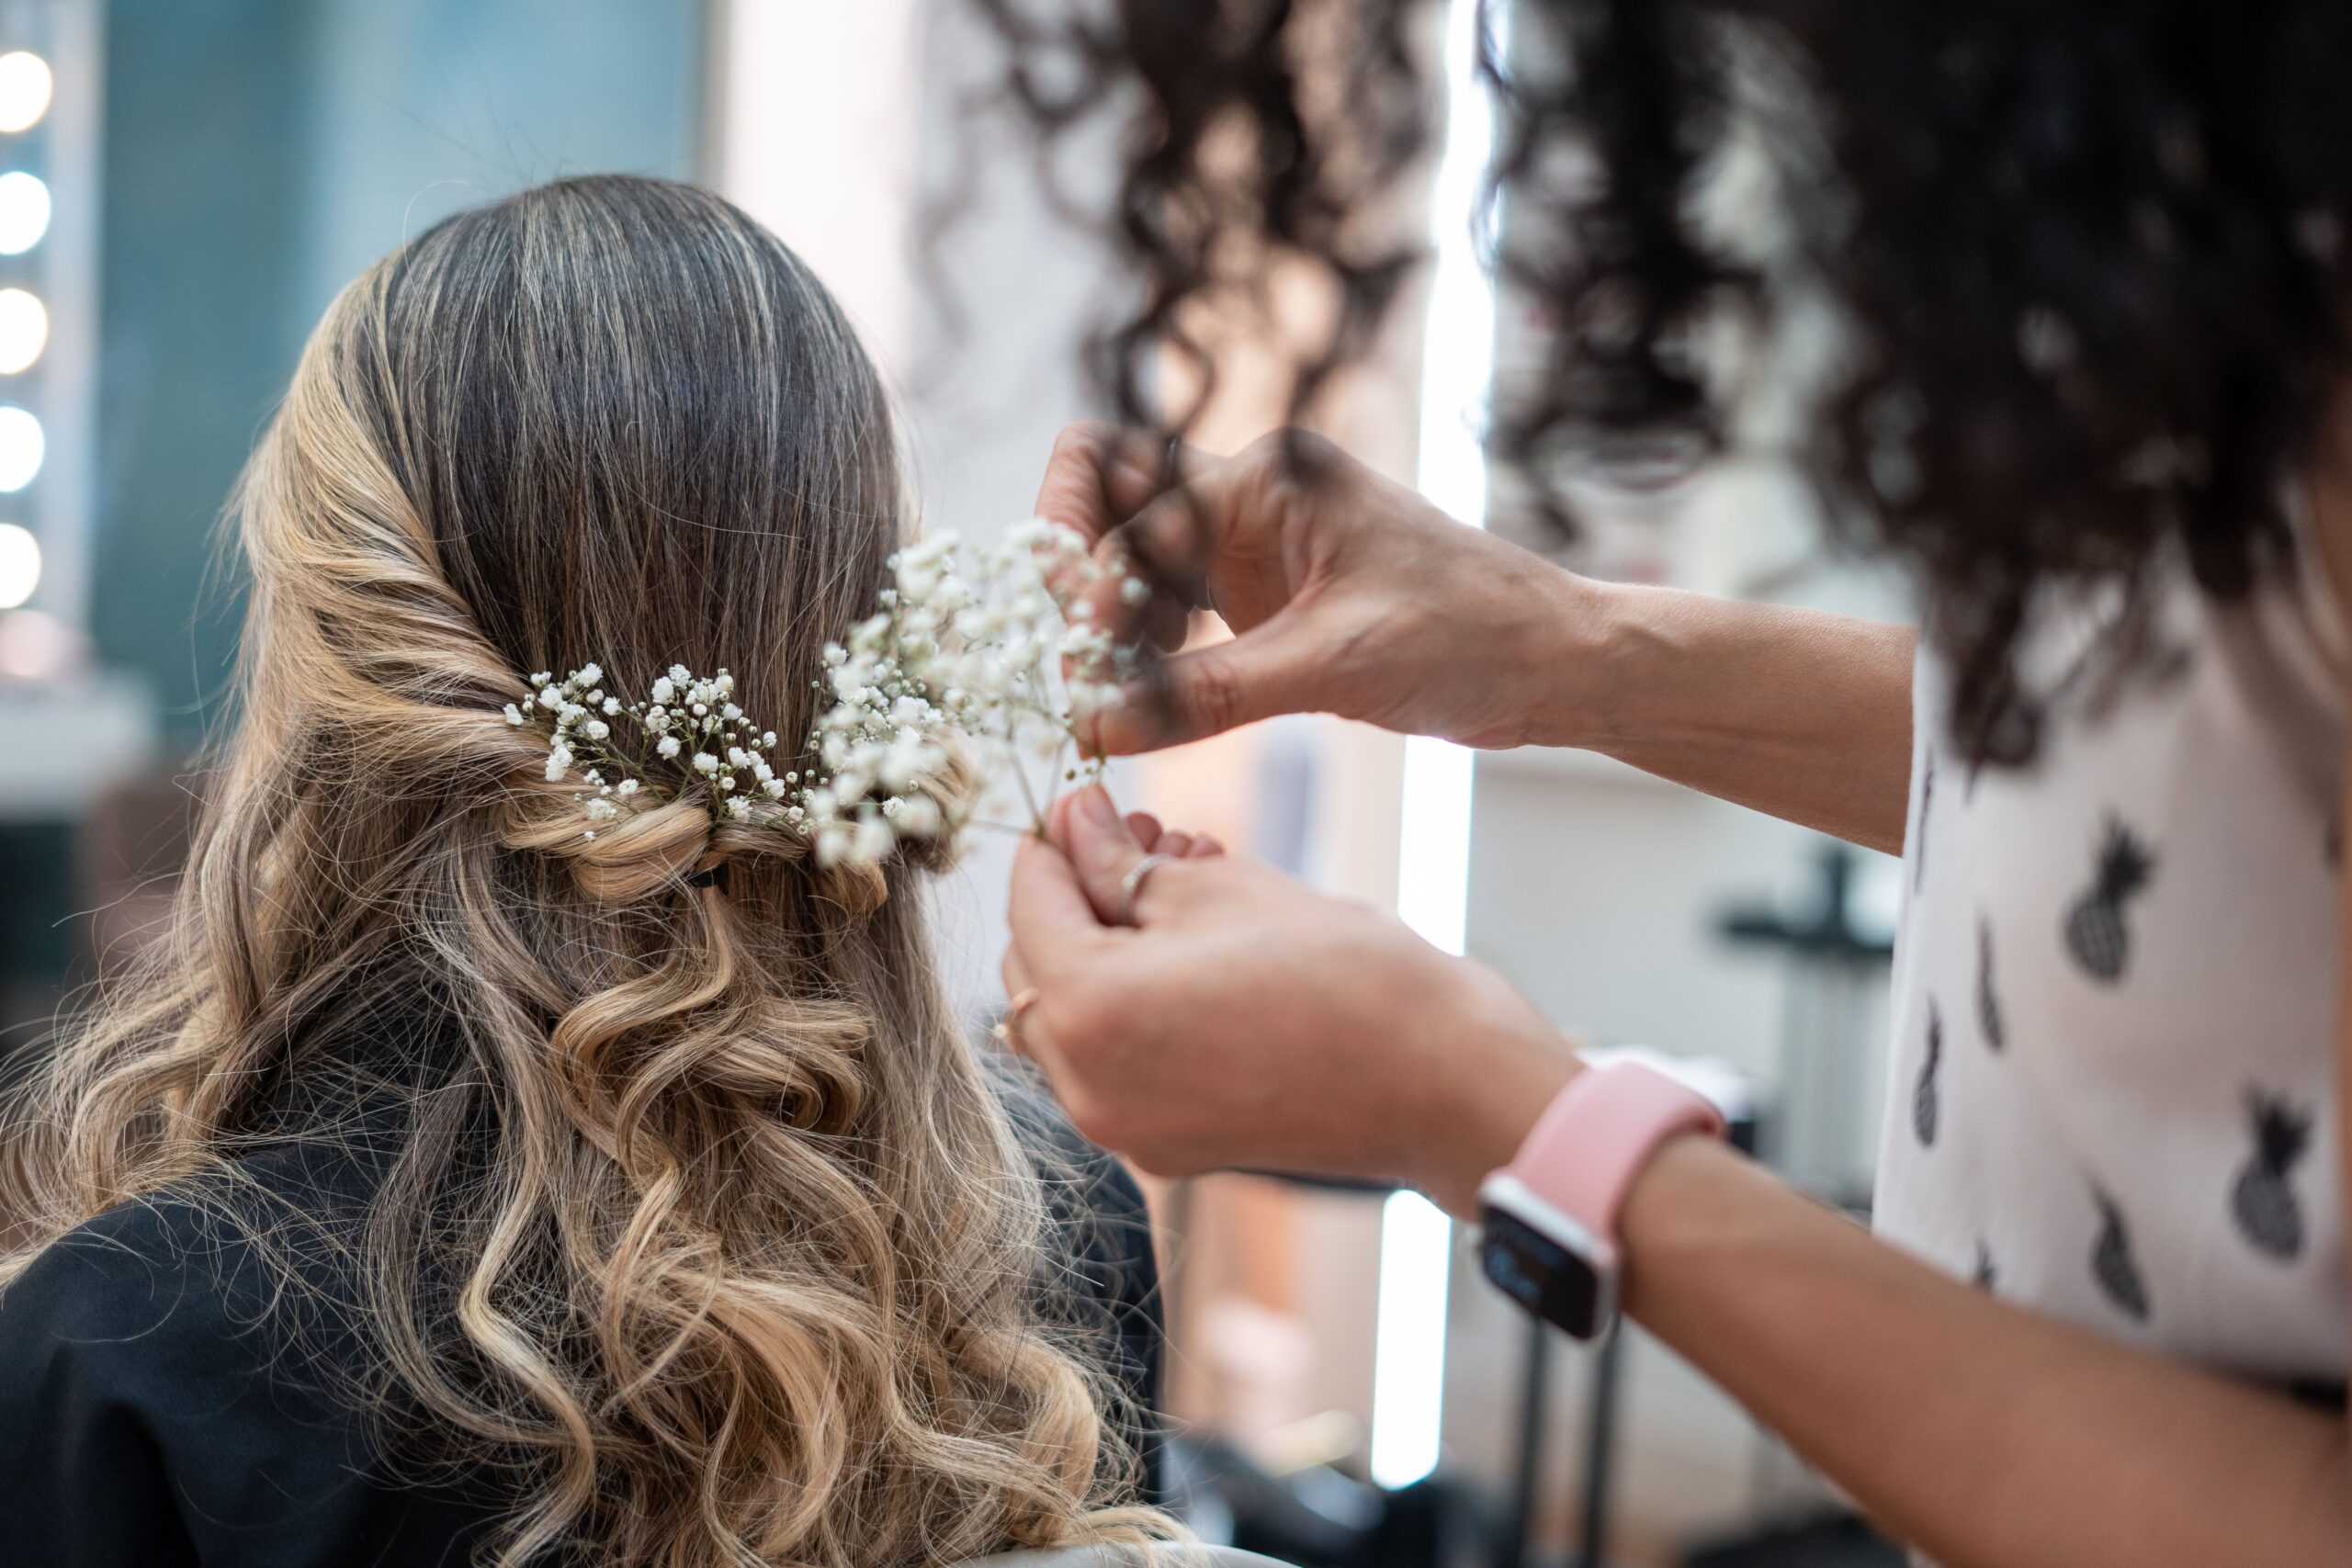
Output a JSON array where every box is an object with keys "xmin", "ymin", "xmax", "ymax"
[
  {"xmin": 1911, "ymin": 998, "xmax": 1941, "ymax": 1147},
  {"xmin": 1913, "ymin": 752, "xmax": 1935, "ymax": 892},
  {"xmin": 2232, "ymin": 1089, "xmax": 2314, "ymax": 1262},
  {"xmin": 2090, "ymin": 1186, "xmax": 2152, "ymax": 1322},
  {"xmin": 1872, "ymin": 535, "xmax": 2344, "ymax": 1392},
  {"xmin": 1974, "ymin": 915, "xmax": 2004, "ymax": 1051},
  {"xmin": 2064, "ymin": 816, "xmax": 2156, "ymax": 983}
]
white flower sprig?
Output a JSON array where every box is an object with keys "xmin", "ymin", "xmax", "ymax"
[
  {"xmin": 504, "ymin": 519, "xmax": 1144, "ymax": 872},
  {"xmin": 798, "ymin": 520, "xmax": 1143, "ymax": 867},
  {"xmin": 510, "ymin": 662, "xmax": 800, "ymax": 840}
]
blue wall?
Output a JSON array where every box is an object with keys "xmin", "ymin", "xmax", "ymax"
[{"xmin": 96, "ymin": 0, "xmax": 706, "ymax": 744}]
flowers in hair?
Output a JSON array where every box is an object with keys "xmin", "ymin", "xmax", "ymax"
[
  {"xmin": 507, "ymin": 520, "xmax": 1142, "ymax": 869},
  {"xmin": 517, "ymin": 663, "xmax": 803, "ymax": 840}
]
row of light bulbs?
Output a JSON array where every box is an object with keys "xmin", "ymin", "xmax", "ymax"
[{"xmin": 0, "ymin": 46, "xmax": 55, "ymax": 615}]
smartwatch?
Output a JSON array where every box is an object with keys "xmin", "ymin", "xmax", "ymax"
[{"xmin": 1476, "ymin": 1058, "xmax": 1725, "ymax": 1339}]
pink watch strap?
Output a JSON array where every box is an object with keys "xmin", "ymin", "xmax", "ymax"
[{"xmin": 1502, "ymin": 1060, "xmax": 1724, "ymax": 1243}]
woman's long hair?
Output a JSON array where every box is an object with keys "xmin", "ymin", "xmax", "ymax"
[{"xmin": 0, "ymin": 175, "xmax": 1163, "ymax": 1567}]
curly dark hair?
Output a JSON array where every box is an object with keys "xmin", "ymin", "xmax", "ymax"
[{"xmin": 971, "ymin": 0, "xmax": 2352, "ymax": 761}]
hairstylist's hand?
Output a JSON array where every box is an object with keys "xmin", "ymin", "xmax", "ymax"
[
  {"xmin": 1001, "ymin": 785, "xmax": 1579, "ymax": 1214},
  {"xmin": 1035, "ymin": 423, "xmax": 1602, "ymax": 756}
]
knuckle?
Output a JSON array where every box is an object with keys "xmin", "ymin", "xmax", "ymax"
[
  {"xmin": 1182, "ymin": 654, "xmax": 1246, "ymax": 735},
  {"xmin": 1242, "ymin": 427, "xmax": 1292, "ymax": 465},
  {"xmin": 1285, "ymin": 426, "xmax": 1337, "ymax": 465}
]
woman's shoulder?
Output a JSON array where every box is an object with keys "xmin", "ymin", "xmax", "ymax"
[
  {"xmin": 0, "ymin": 1151, "xmax": 502, "ymax": 1565},
  {"xmin": 0, "ymin": 1180, "xmax": 278, "ymax": 1370}
]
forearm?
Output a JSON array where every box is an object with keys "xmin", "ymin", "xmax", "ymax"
[
  {"xmin": 1620, "ymin": 1138, "xmax": 2352, "ymax": 1568},
  {"xmin": 1532, "ymin": 577, "xmax": 1917, "ymax": 854}
]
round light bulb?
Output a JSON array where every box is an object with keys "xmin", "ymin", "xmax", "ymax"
[
  {"xmin": 0, "ymin": 606, "xmax": 77, "ymax": 682},
  {"xmin": 0, "ymin": 288, "xmax": 46, "ymax": 374},
  {"xmin": 0, "ymin": 54, "xmax": 51, "ymax": 135},
  {"xmin": 0, "ymin": 406, "xmax": 43, "ymax": 491},
  {"xmin": 0, "ymin": 523, "xmax": 37, "ymax": 608},
  {"xmin": 0, "ymin": 172, "xmax": 49, "ymax": 254}
]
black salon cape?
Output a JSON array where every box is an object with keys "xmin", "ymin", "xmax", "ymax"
[{"xmin": 0, "ymin": 1058, "xmax": 1162, "ymax": 1568}]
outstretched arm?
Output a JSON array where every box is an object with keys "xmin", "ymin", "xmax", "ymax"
[
  {"xmin": 1000, "ymin": 794, "xmax": 2352, "ymax": 1568},
  {"xmin": 1037, "ymin": 423, "xmax": 1916, "ymax": 853}
]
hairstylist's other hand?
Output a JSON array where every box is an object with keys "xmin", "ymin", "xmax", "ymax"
[
  {"xmin": 1001, "ymin": 785, "xmax": 1579, "ymax": 1214},
  {"xmin": 1034, "ymin": 423, "xmax": 1600, "ymax": 756}
]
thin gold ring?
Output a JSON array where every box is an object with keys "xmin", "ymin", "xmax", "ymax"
[{"xmin": 992, "ymin": 987, "xmax": 1041, "ymax": 1055}]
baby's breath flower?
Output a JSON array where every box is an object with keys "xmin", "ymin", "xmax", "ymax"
[
  {"xmin": 501, "ymin": 525, "xmax": 1131, "ymax": 876},
  {"xmin": 893, "ymin": 793, "xmax": 943, "ymax": 837}
]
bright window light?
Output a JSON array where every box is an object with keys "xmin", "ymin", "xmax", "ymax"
[
  {"xmin": 0, "ymin": 405, "xmax": 43, "ymax": 491},
  {"xmin": 0, "ymin": 171, "xmax": 49, "ymax": 254},
  {"xmin": 0, "ymin": 288, "xmax": 46, "ymax": 373},
  {"xmin": 0, "ymin": 53, "xmax": 51, "ymax": 135},
  {"xmin": 1369, "ymin": 1188, "xmax": 1457, "ymax": 1488},
  {"xmin": 1370, "ymin": 0, "xmax": 1504, "ymax": 1494},
  {"xmin": 0, "ymin": 522, "xmax": 37, "ymax": 608}
]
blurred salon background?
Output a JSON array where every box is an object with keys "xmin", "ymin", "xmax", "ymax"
[{"xmin": 0, "ymin": 2, "xmax": 1911, "ymax": 1564}]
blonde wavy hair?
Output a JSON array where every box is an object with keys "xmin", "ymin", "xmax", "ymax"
[{"xmin": 0, "ymin": 175, "xmax": 1166, "ymax": 1566}]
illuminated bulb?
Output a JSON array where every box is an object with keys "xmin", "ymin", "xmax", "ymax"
[
  {"xmin": 0, "ymin": 53, "xmax": 51, "ymax": 135},
  {"xmin": 0, "ymin": 606, "xmax": 77, "ymax": 682},
  {"xmin": 0, "ymin": 172, "xmax": 47, "ymax": 254},
  {"xmin": 0, "ymin": 523, "xmax": 36, "ymax": 608},
  {"xmin": 0, "ymin": 405, "xmax": 42, "ymax": 491},
  {"xmin": 0, "ymin": 288, "xmax": 45, "ymax": 373}
]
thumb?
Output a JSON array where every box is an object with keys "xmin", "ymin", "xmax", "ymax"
[
  {"xmin": 1093, "ymin": 612, "xmax": 1323, "ymax": 753},
  {"xmin": 1052, "ymin": 784, "xmax": 1160, "ymax": 925},
  {"xmin": 1005, "ymin": 831, "xmax": 1118, "ymax": 984}
]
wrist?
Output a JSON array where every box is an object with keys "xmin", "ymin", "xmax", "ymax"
[
  {"xmin": 1616, "ymin": 1132, "xmax": 1757, "ymax": 1319},
  {"xmin": 1420, "ymin": 994, "xmax": 1579, "ymax": 1216},
  {"xmin": 1513, "ymin": 568, "xmax": 1637, "ymax": 753}
]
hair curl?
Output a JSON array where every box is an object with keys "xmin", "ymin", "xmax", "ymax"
[
  {"xmin": 1, "ymin": 176, "xmax": 1164, "ymax": 1567},
  {"xmin": 973, "ymin": 0, "xmax": 2352, "ymax": 761}
]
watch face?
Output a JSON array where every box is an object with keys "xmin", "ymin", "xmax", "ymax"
[{"xmin": 1479, "ymin": 1204, "xmax": 1609, "ymax": 1338}]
